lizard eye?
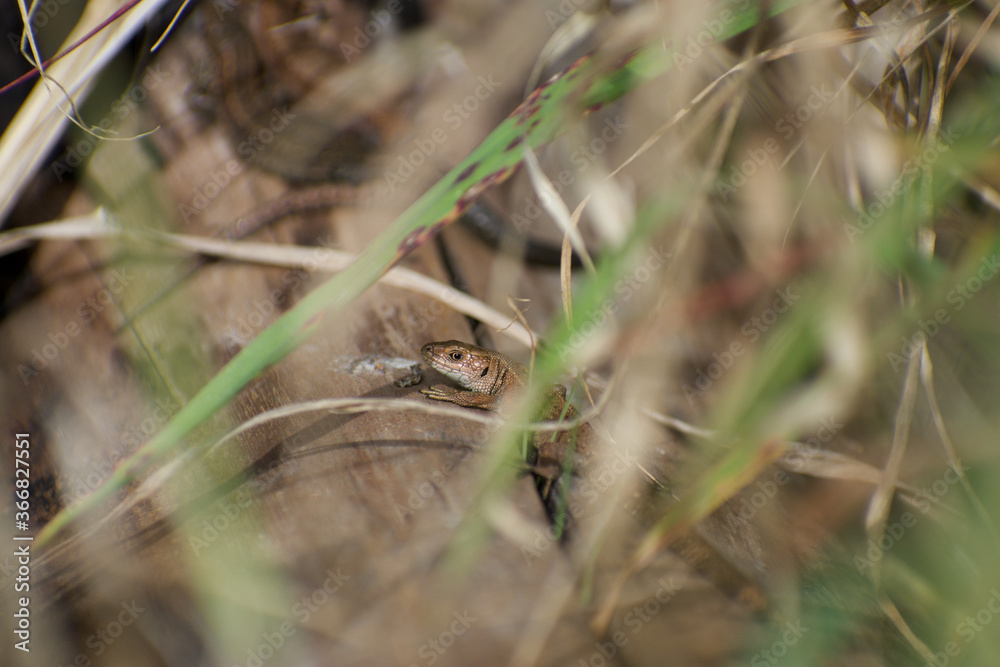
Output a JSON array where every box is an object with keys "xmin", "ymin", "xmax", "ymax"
[
  {"xmin": 479, "ymin": 368, "xmax": 488, "ymax": 377},
  {"xmin": 450, "ymin": 352, "xmax": 463, "ymax": 361}
]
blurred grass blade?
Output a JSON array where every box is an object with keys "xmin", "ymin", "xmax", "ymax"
[
  {"xmin": 0, "ymin": 0, "xmax": 171, "ymax": 224},
  {"xmin": 35, "ymin": 0, "xmax": 815, "ymax": 547}
]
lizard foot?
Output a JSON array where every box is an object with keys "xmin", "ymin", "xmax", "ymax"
[{"xmin": 420, "ymin": 385, "xmax": 461, "ymax": 401}]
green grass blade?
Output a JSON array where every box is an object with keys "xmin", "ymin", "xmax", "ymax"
[{"xmin": 37, "ymin": 0, "xmax": 812, "ymax": 547}]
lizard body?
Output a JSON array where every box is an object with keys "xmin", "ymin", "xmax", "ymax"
[
  {"xmin": 419, "ymin": 340, "xmax": 592, "ymax": 483},
  {"xmin": 418, "ymin": 343, "xmax": 771, "ymax": 605}
]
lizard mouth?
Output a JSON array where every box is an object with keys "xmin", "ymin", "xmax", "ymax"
[
  {"xmin": 440, "ymin": 368, "xmax": 471, "ymax": 387},
  {"xmin": 420, "ymin": 344, "xmax": 434, "ymax": 363},
  {"xmin": 420, "ymin": 343, "xmax": 474, "ymax": 388}
]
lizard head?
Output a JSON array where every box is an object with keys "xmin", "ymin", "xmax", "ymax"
[
  {"xmin": 421, "ymin": 340, "xmax": 491, "ymax": 389},
  {"xmin": 421, "ymin": 340, "xmax": 522, "ymax": 394}
]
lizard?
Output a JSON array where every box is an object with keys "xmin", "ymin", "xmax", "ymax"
[
  {"xmin": 417, "ymin": 342, "xmax": 773, "ymax": 607},
  {"xmin": 418, "ymin": 340, "xmax": 592, "ymax": 489}
]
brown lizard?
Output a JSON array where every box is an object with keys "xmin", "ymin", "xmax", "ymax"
[
  {"xmin": 418, "ymin": 341, "xmax": 773, "ymax": 605},
  {"xmin": 418, "ymin": 340, "xmax": 592, "ymax": 487}
]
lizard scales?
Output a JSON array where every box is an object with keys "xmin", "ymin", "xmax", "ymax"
[{"xmin": 419, "ymin": 340, "xmax": 592, "ymax": 483}]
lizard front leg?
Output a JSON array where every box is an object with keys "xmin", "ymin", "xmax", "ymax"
[{"xmin": 420, "ymin": 386, "xmax": 504, "ymax": 411}]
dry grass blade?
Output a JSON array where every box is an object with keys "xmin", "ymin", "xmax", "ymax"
[
  {"xmin": 0, "ymin": 0, "xmax": 172, "ymax": 224},
  {"xmin": 521, "ymin": 142, "xmax": 595, "ymax": 322},
  {"xmin": 865, "ymin": 343, "xmax": 921, "ymax": 538},
  {"xmin": 150, "ymin": 0, "xmax": 193, "ymax": 51},
  {"xmin": 0, "ymin": 209, "xmax": 110, "ymax": 254},
  {"xmin": 781, "ymin": 445, "xmax": 913, "ymax": 490},
  {"xmin": 506, "ymin": 565, "xmax": 581, "ymax": 667},
  {"xmin": 927, "ymin": 16, "xmax": 958, "ymax": 138},
  {"xmin": 642, "ymin": 409, "xmax": 717, "ymax": 439},
  {"xmin": 960, "ymin": 170, "xmax": 1000, "ymax": 213},
  {"xmin": 9, "ymin": 0, "xmax": 1000, "ymax": 664},
  {"xmin": 881, "ymin": 594, "xmax": 938, "ymax": 663},
  {"xmin": 35, "ymin": 396, "xmax": 500, "ymax": 572},
  {"xmin": 0, "ymin": 212, "xmax": 535, "ymax": 347},
  {"xmin": 946, "ymin": 0, "xmax": 1000, "ymax": 92},
  {"xmin": 568, "ymin": 10, "xmax": 951, "ymax": 237},
  {"xmin": 919, "ymin": 344, "xmax": 999, "ymax": 541},
  {"xmin": 522, "ymin": 135, "xmax": 595, "ymax": 274},
  {"xmin": 592, "ymin": 439, "xmax": 788, "ymax": 634},
  {"xmin": 645, "ymin": 410, "xmax": 921, "ymax": 495}
]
